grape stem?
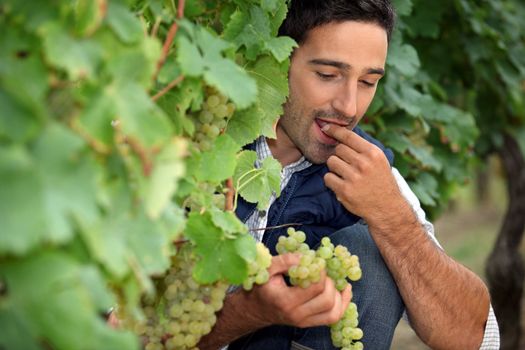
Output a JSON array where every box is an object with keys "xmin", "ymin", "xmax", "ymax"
[
  {"xmin": 69, "ymin": 118, "xmax": 111, "ymax": 155},
  {"xmin": 250, "ymin": 223, "xmax": 303, "ymax": 232},
  {"xmin": 225, "ymin": 178, "xmax": 235, "ymax": 211},
  {"xmin": 126, "ymin": 136, "xmax": 154, "ymax": 176},
  {"xmin": 151, "ymin": 75, "xmax": 185, "ymax": 101},
  {"xmin": 233, "ymin": 169, "xmax": 263, "ymax": 211},
  {"xmin": 151, "ymin": 0, "xmax": 185, "ymax": 83}
]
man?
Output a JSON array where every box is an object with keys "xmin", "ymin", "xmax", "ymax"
[{"xmin": 199, "ymin": 0, "xmax": 499, "ymax": 349}]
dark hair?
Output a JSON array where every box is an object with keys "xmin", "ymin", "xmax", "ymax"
[{"xmin": 278, "ymin": 0, "xmax": 396, "ymax": 43}]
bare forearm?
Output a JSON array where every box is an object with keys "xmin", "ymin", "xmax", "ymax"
[
  {"xmin": 367, "ymin": 202, "xmax": 490, "ymax": 350},
  {"xmin": 198, "ymin": 290, "xmax": 268, "ymax": 350}
]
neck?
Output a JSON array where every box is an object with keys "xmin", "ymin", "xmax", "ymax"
[{"xmin": 266, "ymin": 123, "xmax": 303, "ymax": 167}]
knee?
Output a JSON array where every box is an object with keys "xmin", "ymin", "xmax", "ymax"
[{"xmin": 329, "ymin": 222, "xmax": 380, "ymax": 259}]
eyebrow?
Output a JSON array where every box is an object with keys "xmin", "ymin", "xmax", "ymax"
[{"xmin": 308, "ymin": 59, "xmax": 385, "ymax": 76}]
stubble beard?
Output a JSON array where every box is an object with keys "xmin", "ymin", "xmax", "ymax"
[{"xmin": 281, "ymin": 101, "xmax": 338, "ymax": 164}]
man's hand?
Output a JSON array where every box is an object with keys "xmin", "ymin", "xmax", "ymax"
[
  {"xmin": 247, "ymin": 253, "xmax": 352, "ymax": 328},
  {"xmin": 198, "ymin": 253, "xmax": 352, "ymax": 350},
  {"xmin": 322, "ymin": 124, "xmax": 406, "ymax": 224}
]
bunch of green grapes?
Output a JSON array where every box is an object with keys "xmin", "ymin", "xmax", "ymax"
[
  {"xmin": 242, "ymin": 242, "xmax": 273, "ymax": 290},
  {"xmin": 120, "ymin": 246, "xmax": 228, "ymax": 350},
  {"xmin": 330, "ymin": 302, "xmax": 363, "ymax": 350},
  {"xmin": 193, "ymin": 87, "xmax": 235, "ymax": 151},
  {"xmin": 275, "ymin": 228, "xmax": 364, "ymax": 349},
  {"xmin": 321, "ymin": 237, "xmax": 362, "ymax": 291}
]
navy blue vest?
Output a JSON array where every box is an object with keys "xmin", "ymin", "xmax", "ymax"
[{"xmin": 235, "ymin": 127, "xmax": 394, "ymax": 254}]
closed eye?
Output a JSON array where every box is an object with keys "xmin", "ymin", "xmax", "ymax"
[
  {"xmin": 360, "ymin": 80, "xmax": 376, "ymax": 87},
  {"xmin": 316, "ymin": 72, "xmax": 336, "ymax": 80}
]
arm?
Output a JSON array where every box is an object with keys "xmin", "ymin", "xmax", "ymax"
[
  {"xmin": 198, "ymin": 253, "xmax": 352, "ymax": 350},
  {"xmin": 322, "ymin": 124, "xmax": 490, "ymax": 350}
]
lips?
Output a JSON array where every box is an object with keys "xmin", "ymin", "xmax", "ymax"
[
  {"xmin": 314, "ymin": 118, "xmax": 347, "ymax": 145},
  {"xmin": 315, "ymin": 117, "xmax": 350, "ymax": 128}
]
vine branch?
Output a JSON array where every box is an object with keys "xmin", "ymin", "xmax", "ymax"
[
  {"xmin": 69, "ymin": 119, "xmax": 111, "ymax": 156},
  {"xmin": 225, "ymin": 178, "xmax": 234, "ymax": 211},
  {"xmin": 125, "ymin": 136, "xmax": 154, "ymax": 177},
  {"xmin": 250, "ymin": 223, "xmax": 303, "ymax": 232},
  {"xmin": 152, "ymin": 75, "xmax": 185, "ymax": 101},
  {"xmin": 151, "ymin": 0, "xmax": 186, "ymax": 83}
]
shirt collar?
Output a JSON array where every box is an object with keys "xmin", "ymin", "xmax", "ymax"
[{"xmin": 254, "ymin": 136, "xmax": 312, "ymax": 172}]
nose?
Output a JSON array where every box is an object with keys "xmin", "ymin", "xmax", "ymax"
[{"xmin": 332, "ymin": 80, "xmax": 357, "ymax": 118}]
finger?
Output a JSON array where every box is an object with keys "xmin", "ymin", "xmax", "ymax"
[
  {"xmin": 321, "ymin": 124, "xmax": 370, "ymax": 153},
  {"xmin": 324, "ymin": 172, "xmax": 347, "ymax": 197},
  {"xmin": 341, "ymin": 283, "xmax": 352, "ymax": 311},
  {"xmin": 268, "ymin": 253, "xmax": 301, "ymax": 277},
  {"xmin": 297, "ymin": 274, "xmax": 338, "ymax": 318},
  {"xmin": 334, "ymin": 142, "xmax": 360, "ymax": 164},
  {"xmin": 326, "ymin": 155, "xmax": 357, "ymax": 180},
  {"xmin": 298, "ymin": 291, "xmax": 345, "ymax": 327}
]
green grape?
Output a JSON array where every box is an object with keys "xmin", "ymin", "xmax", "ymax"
[
  {"xmin": 317, "ymin": 245, "xmax": 333, "ymax": 259},
  {"xmin": 206, "ymin": 125, "xmax": 220, "ymax": 138},
  {"xmin": 206, "ymin": 94, "xmax": 220, "ymax": 108},
  {"xmin": 214, "ymin": 104, "xmax": 229, "ymax": 119},
  {"xmin": 226, "ymin": 102, "xmax": 236, "ymax": 116},
  {"xmin": 120, "ymin": 245, "xmax": 229, "ymax": 350},
  {"xmin": 241, "ymin": 243, "xmax": 272, "ymax": 290},
  {"xmin": 274, "ymin": 230, "xmax": 364, "ymax": 350},
  {"xmin": 199, "ymin": 110, "xmax": 214, "ymax": 123}
]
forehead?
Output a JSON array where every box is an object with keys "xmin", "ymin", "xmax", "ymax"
[{"xmin": 294, "ymin": 21, "xmax": 388, "ymax": 69}]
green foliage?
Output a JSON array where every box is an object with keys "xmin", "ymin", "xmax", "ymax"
[
  {"xmin": 0, "ymin": 0, "xmax": 290, "ymax": 348},
  {"xmin": 367, "ymin": 0, "xmax": 525, "ymax": 216}
]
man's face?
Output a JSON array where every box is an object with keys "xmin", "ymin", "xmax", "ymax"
[{"xmin": 279, "ymin": 21, "xmax": 388, "ymax": 164}]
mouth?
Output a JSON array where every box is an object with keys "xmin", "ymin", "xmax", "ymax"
[
  {"xmin": 315, "ymin": 117, "xmax": 350, "ymax": 129},
  {"xmin": 314, "ymin": 118, "xmax": 349, "ymax": 145}
]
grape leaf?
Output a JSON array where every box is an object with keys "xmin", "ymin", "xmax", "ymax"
[
  {"xmin": 176, "ymin": 35, "xmax": 205, "ymax": 77},
  {"xmin": 0, "ymin": 307, "xmax": 40, "ymax": 350},
  {"xmin": 0, "ymin": 251, "xmax": 139, "ymax": 350},
  {"xmin": 106, "ymin": 1, "xmax": 143, "ymax": 44},
  {"xmin": 79, "ymin": 184, "xmax": 175, "ymax": 278},
  {"xmin": 246, "ymin": 56, "xmax": 289, "ymax": 139},
  {"xmin": 387, "ymin": 36, "xmax": 420, "ymax": 77},
  {"xmin": 112, "ymin": 81, "xmax": 173, "ymax": 147},
  {"xmin": 74, "ymin": 0, "xmax": 106, "ymax": 37},
  {"xmin": 106, "ymin": 36, "xmax": 161, "ymax": 89},
  {"xmin": 0, "ymin": 124, "xmax": 101, "ymax": 255},
  {"xmin": 0, "ymin": 146, "xmax": 47, "ymax": 255},
  {"xmin": 269, "ymin": 1, "xmax": 288, "ymax": 36},
  {"xmin": 227, "ymin": 56, "xmax": 289, "ymax": 146},
  {"xmin": 210, "ymin": 209, "xmax": 248, "ymax": 235},
  {"xmin": 408, "ymin": 173, "xmax": 439, "ymax": 206},
  {"xmin": 261, "ymin": 0, "xmax": 280, "ymax": 13},
  {"xmin": 234, "ymin": 150, "xmax": 282, "ymax": 209},
  {"xmin": 178, "ymin": 22, "xmax": 257, "ymax": 109},
  {"xmin": 197, "ymin": 134, "xmax": 240, "ymax": 183},
  {"xmin": 407, "ymin": 144, "xmax": 442, "ymax": 171},
  {"xmin": 76, "ymin": 90, "xmax": 115, "ymax": 146},
  {"xmin": 264, "ymin": 36, "xmax": 297, "ymax": 63},
  {"xmin": 0, "ymin": 90, "xmax": 42, "ymax": 143},
  {"xmin": 143, "ymin": 139, "xmax": 186, "ymax": 219},
  {"xmin": 223, "ymin": 9, "xmax": 250, "ymax": 43},
  {"xmin": 204, "ymin": 58, "xmax": 257, "ymax": 109},
  {"xmin": 392, "ymin": 0, "xmax": 413, "ymax": 16},
  {"xmin": 185, "ymin": 212, "xmax": 250, "ymax": 284},
  {"xmin": 41, "ymin": 23, "xmax": 103, "ymax": 80},
  {"xmin": 226, "ymin": 106, "xmax": 262, "ymax": 147}
]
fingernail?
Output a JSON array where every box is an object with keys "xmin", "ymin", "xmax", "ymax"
[{"xmin": 321, "ymin": 124, "xmax": 330, "ymax": 131}]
